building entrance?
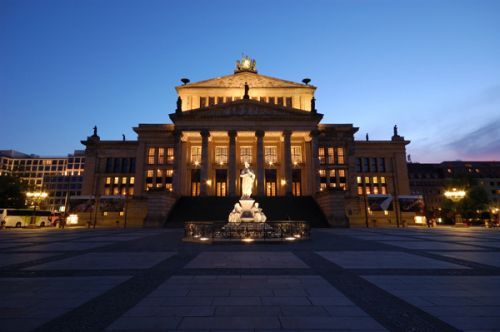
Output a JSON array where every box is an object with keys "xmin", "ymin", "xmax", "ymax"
[
  {"xmin": 265, "ymin": 169, "xmax": 277, "ymax": 196},
  {"xmin": 191, "ymin": 169, "xmax": 200, "ymax": 196},
  {"xmin": 292, "ymin": 169, "xmax": 301, "ymax": 196},
  {"xmin": 215, "ymin": 169, "xmax": 227, "ymax": 197}
]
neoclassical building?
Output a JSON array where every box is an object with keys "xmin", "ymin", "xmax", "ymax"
[{"xmin": 79, "ymin": 57, "xmax": 413, "ymax": 227}]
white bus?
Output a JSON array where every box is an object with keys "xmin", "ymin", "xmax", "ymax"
[{"xmin": 0, "ymin": 209, "xmax": 52, "ymax": 228}]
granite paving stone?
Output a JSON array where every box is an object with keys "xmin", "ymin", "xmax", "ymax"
[{"xmin": 1, "ymin": 227, "xmax": 499, "ymax": 331}]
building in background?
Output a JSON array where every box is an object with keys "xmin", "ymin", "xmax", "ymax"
[
  {"xmin": 408, "ymin": 161, "xmax": 500, "ymax": 213},
  {"xmin": 79, "ymin": 57, "xmax": 414, "ymax": 227},
  {"xmin": 0, "ymin": 150, "xmax": 85, "ymax": 211}
]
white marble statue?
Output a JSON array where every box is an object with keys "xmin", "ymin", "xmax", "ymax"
[
  {"xmin": 228, "ymin": 202, "xmax": 242, "ymax": 223},
  {"xmin": 240, "ymin": 161, "xmax": 255, "ymax": 199},
  {"xmin": 252, "ymin": 202, "xmax": 267, "ymax": 223}
]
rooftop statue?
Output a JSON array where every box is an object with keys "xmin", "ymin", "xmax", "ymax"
[{"xmin": 235, "ymin": 55, "xmax": 257, "ymax": 73}]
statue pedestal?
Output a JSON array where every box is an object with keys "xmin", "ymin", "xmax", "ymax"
[{"xmin": 239, "ymin": 199, "xmax": 255, "ymax": 222}]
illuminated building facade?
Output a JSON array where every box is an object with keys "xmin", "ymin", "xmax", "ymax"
[
  {"xmin": 0, "ymin": 150, "xmax": 85, "ymax": 211},
  {"xmin": 80, "ymin": 57, "xmax": 413, "ymax": 227}
]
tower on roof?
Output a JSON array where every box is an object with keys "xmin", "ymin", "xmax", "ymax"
[{"xmin": 235, "ymin": 55, "xmax": 257, "ymax": 74}]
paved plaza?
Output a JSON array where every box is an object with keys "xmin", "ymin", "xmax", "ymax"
[{"xmin": 0, "ymin": 227, "xmax": 499, "ymax": 331}]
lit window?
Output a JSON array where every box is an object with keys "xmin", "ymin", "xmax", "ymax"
[
  {"xmin": 147, "ymin": 148, "xmax": 155, "ymax": 165},
  {"xmin": 215, "ymin": 146, "xmax": 228, "ymax": 165},
  {"xmin": 158, "ymin": 148, "xmax": 165, "ymax": 164},
  {"xmin": 357, "ymin": 176, "xmax": 362, "ymax": 184},
  {"xmin": 240, "ymin": 146, "xmax": 252, "ymax": 164},
  {"xmin": 191, "ymin": 146, "xmax": 202, "ymax": 164},
  {"xmin": 165, "ymin": 169, "xmax": 174, "ymax": 177},
  {"xmin": 106, "ymin": 177, "xmax": 111, "ymax": 185},
  {"xmin": 327, "ymin": 147, "xmax": 334, "ymax": 164},
  {"xmin": 264, "ymin": 146, "xmax": 277, "ymax": 164},
  {"xmin": 318, "ymin": 148, "xmax": 325, "ymax": 164},
  {"xmin": 121, "ymin": 177, "xmax": 127, "ymax": 184},
  {"xmin": 291, "ymin": 146, "xmax": 302, "ymax": 164},
  {"xmin": 167, "ymin": 148, "xmax": 174, "ymax": 162},
  {"xmin": 337, "ymin": 147, "xmax": 344, "ymax": 164},
  {"xmin": 372, "ymin": 176, "xmax": 378, "ymax": 184},
  {"xmin": 319, "ymin": 169, "xmax": 326, "ymax": 177},
  {"xmin": 130, "ymin": 177, "xmax": 135, "ymax": 184},
  {"xmin": 128, "ymin": 187, "xmax": 134, "ymax": 195},
  {"xmin": 114, "ymin": 177, "xmax": 119, "ymax": 185}
]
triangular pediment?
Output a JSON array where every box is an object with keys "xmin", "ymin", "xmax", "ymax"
[
  {"xmin": 170, "ymin": 99, "xmax": 322, "ymax": 123},
  {"xmin": 177, "ymin": 72, "xmax": 314, "ymax": 89}
]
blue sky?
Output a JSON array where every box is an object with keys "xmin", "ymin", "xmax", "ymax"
[{"xmin": 1, "ymin": 0, "xmax": 499, "ymax": 162}]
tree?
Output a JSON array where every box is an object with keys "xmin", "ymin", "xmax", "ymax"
[{"xmin": 0, "ymin": 174, "xmax": 27, "ymax": 208}]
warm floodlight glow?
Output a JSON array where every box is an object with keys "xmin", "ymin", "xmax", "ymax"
[
  {"xmin": 285, "ymin": 237, "xmax": 296, "ymax": 241},
  {"xmin": 293, "ymin": 234, "xmax": 301, "ymax": 238},
  {"xmin": 26, "ymin": 192, "xmax": 48, "ymax": 199},
  {"xmin": 280, "ymin": 179, "xmax": 286, "ymax": 186},
  {"xmin": 67, "ymin": 214, "xmax": 78, "ymax": 224},
  {"xmin": 444, "ymin": 188, "xmax": 466, "ymax": 200},
  {"xmin": 200, "ymin": 237, "xmax": 209, "ymax": 241},
  {"xmin": 242, "ymin": 238, "xmax": 254, "ymax": 243},
  {"xmin": 194, "ymin": 160, "xmax": 200, "ymax": 166},
  {"xmin": 206, "ymin": 179, "xmax": 212, "ymax": 186}
]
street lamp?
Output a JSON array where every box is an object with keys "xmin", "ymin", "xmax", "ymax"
[
  {"xmin": 26, "ymin": 191, "xmax": 48, "ymax": 227},
  {"xmin": 443, "ymin": 188, "xmax": 466, "ymax": 227}
]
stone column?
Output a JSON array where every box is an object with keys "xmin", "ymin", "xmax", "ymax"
[
  {"xmin": 310, "ymin": 130, "xmax": 320, "ymax": 194},
  {"xmin": 172, "ymin": 130, "xmax": 182, "ymax": 194},
  {"xmin": 228, "ymin": 130, "xmax": 237, "ymax": 196},
  {"xmin": 200, "ymin": 129, "xmax": 210, "ymax": 196},
  {"xmin": 256, "ymin": 130, "xmax": 265, "ymax": 196},
  {"xmin": 283, "ymin": 130, "xmax": 293, "ymax": 196}
]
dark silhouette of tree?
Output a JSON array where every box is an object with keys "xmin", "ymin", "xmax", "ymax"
[{"xmin": 0, "ymin": 174, "xmax": 27, "ymax": 208}]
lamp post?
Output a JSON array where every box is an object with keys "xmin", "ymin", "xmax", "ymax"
[
  {"xmin": 26, "ymin": 191, "xmax": 48, "ymax": 228},
  {"xmin": 444, "ymin": 188, "xmax": 466, "ymax": 227}
]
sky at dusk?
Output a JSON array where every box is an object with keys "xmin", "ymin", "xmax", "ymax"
[{"xmin": 1, "ymin": 0, "xmax": 499, "ymax": 162}]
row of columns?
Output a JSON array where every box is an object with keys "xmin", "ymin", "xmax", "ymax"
[{"xmin": 173, "ymin": 130, "xmax": 320, "ymax": 197}]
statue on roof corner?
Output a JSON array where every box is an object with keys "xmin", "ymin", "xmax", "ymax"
[{"xmin": 235, "ymin": 55, "xmax": 257, "ymax": 73}]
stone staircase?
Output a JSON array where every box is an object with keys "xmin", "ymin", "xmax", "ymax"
[{"xmin": 165, "ymin": 196, "xmax": 329, "ymax": 228}]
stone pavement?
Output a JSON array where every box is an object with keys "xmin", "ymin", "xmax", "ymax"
[{"xmin": 0, "ymin": 227, "xmax": 499, "ymax": 331}]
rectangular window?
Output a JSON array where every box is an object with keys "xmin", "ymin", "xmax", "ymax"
[
  {"xmin": 318, "ymin": 148, "xmax": 325, "ymax": 164},
  {"xmin": 337, "ymin": 147, "xmax": 344, "ymax": 164},
  {"xmin": 105, "ymin": 177, "xmax": 111, "ymax": 185},
  {"xmin": 329, "ymin": 169, "xmax": 336, "ymax": 188},
  {"xmin": 226, "ymin": 96, "xmax": 233, "ymax": 103},
  {"xmin": 338, "ymin": 169, "xmax": 346, "ymax": 190},
  {"xmin": 121, "ymin": 158, "xmax": 129, "ymax": 173},
  {"xmin": 217, "ymin": 96, "xmax": 224, "ymax": 104},
  {"xmin": 215, "ymin": 146, "xmax": 228, "ymax": 165},
  {"xmin": 114, "ymin": 177, "xmax": 119, "ymax": 185},
  {"xmin": 277, "ymin": 97, "xmax": 284, "ymax": 105},
  {"xmin": 165, "ymin": 169, "xmax": 174, "ymax": 177},
  {"xmin": 121, "ymin": 177, "xmax": 127, "ymax": 184},
  {"xmin": 327, "ymin": 147, "xmax": 334, "ymax": 164},
  {"xmin": 363, "ymin": 158, "xmax": 370, "ymax": 172},
  {"xmin": 259, "ymin": 96, "xmax": 266, "ymax": 103},
  {"xmin": 291, "ymin": 146, "xmax": 302, "ymax": 164},
  {"xmin": 130, "ymin": 177, "xmax": 135, "ymax": 184},
  {"xmin": 264, "ymin": 146, "xmax": 277, "ymax": 164},
  {"xmin": 166, "ymin": 148, "xmax": 174, "ymax": 162},
  {"xmin": 147, "ymin": 148, "xmax": 155, "ymax": 165},
  {"xmin": 158, "ymin": 148, "xmax": 165, "ymax": 164},
  {"xmin": 378, "ymin": 158, "xmax": 386, "ymax": 172},
  {"xmin": 355, "ymin": 158, "xmax": 362, "ymax": 172},
  {"xmin": 191, "ymin": 146, "xmax": 202, "ymax": 164},
  {"xmin": 268, "ymin": 97, "xmax": 275, "ymax": 104},
  {"xmin": 208, "ymin": 97, "xmax": 215, "ymax": 106},
  {"xmin": 200, "ymin": 97, "xmax": 207, "ymax": 108},
  {"xmin": 370, "ymin": 158, "xmax": 378, "ymax": 172},
  {"xmin": 286, "ymin": 97, "xmax": 292, "ymax": 107},
  {"xmin": 105, "ymin": 158, "xmax": 113, "ymax": 173},
  {"xmin": 240, "ymin": 146, "xmax": 252, "ymax": 164}
]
